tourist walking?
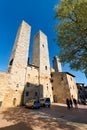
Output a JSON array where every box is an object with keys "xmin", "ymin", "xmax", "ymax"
[
  {"xmin": 73, "ymin": 98, "xmax": 78, "ymax": 108},
  {"xmin": 69, "ymin": 98, "xmax": 73, "ymax": 108},
  {"xmin": 66, "ymin": 98, "xmax": 70, "ymax": 109}
]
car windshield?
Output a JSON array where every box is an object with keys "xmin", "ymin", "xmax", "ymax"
[
  {"xmin": 34, "ymin": 100, "xmax": 39, "ymax": 104},
  {"xmin": 45, "ymin": 98, "xmax": 50, "ymax": 102}
]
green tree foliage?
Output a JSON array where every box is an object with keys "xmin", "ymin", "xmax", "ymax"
[{"xmin": 55, "ymin": 0, "xmax": 87, "ymax": 76}]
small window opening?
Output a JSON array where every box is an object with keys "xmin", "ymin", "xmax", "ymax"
[
  {"xmin": 51, "ymin": 73, "xmax": 53, "ymax": 77},
  {"xmin": 26, "ymin": 91, "xmax": 29, "ymax": 96},
  {"xmin": 45, "ymin": 66, "xmax": 47, "ymax": 70},
  {"xmin": 42, "ymin": 44, "xmax": 44, "ymax": 47},
  {"xmin": 61, "ymin": 77, "xmax": 63, "ymax": 80},
  {"xmin": 35, "ymin": 92, "xmax": 38, "ymax": 96},
  {"xmin": 50, "ymin": 79, "xmax": 53, "ymax": 83},
  {"xmin": 9, "ymin": 59, "xmax": 13, "ymax": 65}
]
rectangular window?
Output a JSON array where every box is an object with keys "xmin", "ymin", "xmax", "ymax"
[
  {"xmin": 26, "ymin": 91, "xmax": 29, "ymax": 96},
  {"xmin": 45, "ymin": 66, "xmax": 47, "ymax": 70},
  {"xmin": 51, "ymin": 73, "xmax": 53, "ymax": 77},
  {"xmin": 35, "ymin": 92, "xmax": 37, "ymax": 96},
  {"xmin": 61, "ymin": 77, "xmax": 63, "ymax": 80},
  {"xmin": 50, "ymin": 79, "xmax": 53, "ymax": 83},
  {"xmin": 70, "ymin": 77, "xmax": 72, "ymax": 80}
]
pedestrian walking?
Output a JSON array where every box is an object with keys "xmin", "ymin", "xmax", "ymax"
[
  {"xmin": 66, "ymin": 98, "xmax": 70, "ymax": 109},
  {"xmin": 73, "ymin": 98, "xmax": 78, "ymax": 108},
  {"xmin": 69, "ymin": 98, "xmax": 73, "ymax": 108}
]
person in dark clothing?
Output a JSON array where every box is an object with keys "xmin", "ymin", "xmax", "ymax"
[
  {"xmin": 73, "ymin": 98, "xmax": 78, "ymax": 108},
  {"xmin": 66, "ymin": 98, "xmax": 70, "ymax": 109},
  {"xmin": 69, "ymin": 98, "xmax": 73, "ymax": 108}
]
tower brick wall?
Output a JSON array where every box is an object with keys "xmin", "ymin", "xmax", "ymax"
[
  {"xmin": 32, "ymin": 31, "xmax": 53, "ymax": 102},
  {"xmin": 3, "ymin": 21, "xmax": 31, "ymax": 107},
  {"xmin": 53, "ymin": 56, "xmax": 62, "ymax": 72}
]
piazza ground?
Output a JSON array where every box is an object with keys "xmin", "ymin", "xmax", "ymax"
[{"xmin": 0, "ymin": 103, "xmax": 87, "ymax": 130}]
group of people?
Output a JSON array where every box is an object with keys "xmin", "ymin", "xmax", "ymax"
[{"xmin": 66, "ymin": 97, "xmax": 78, "ymax": 109}]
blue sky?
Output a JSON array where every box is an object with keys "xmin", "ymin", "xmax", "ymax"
[{"xmin": 0, "ymin": 0, "xmax": 87, "ymax": 86}]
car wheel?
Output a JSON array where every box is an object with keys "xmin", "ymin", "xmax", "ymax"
[
  {"xmin": 43, "ymin": 104, "xmax": 45, "ymax": 107},
  {"xmin": 48, "ymin": 105, "xmax": 50, "ymax": 108}
]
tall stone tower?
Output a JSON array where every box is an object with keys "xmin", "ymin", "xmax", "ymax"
[
  {"xmin": 53, "ymin": 56, "xmax": 62, "ymax": 72},
  {"xmin": 5, "ymin": 21, "xmax": 31, "ymax": 107},
  {"xmin": 32, "ymin": 31, "xmax": 53, "ymax": 102}
]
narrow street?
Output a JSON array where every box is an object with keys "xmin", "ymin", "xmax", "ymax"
[{"xmin": 0, "ymin": 103, "xmax": 87, "ymax": 130}]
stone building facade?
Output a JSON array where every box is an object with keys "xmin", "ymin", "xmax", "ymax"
[
  {"xmin": 23, "ymin": 64, "xmax": 39, "ymax": 104},
  {"xmin": 0, "ymin": 20, "xmax": 78, "ymax": 108},
  {"xmin": 51, "ymin": 56, "xmax": 78, "ymax": 104},
  {"xmin": 76, "ymin": 83, "xmax": 87, "ymax": 104},
  {"xmin": 51, "ymin": 72, "xmax": 78, "ymax": 104}
]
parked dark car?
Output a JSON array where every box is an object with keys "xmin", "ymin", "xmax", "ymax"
[{"xmin": 40, "ymin": 98, "xmax": 51, "ymax": 107}]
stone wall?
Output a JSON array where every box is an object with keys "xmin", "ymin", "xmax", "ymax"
[
  {"xmin": 0, "ymin": 72, "xmax": 11, "ymax": 107},
  {"xmin": 2, "ymin": 21, "xmax": 31, "ymax": 107},
  {"xmin": 0, "ymin": 72, "xmax": 8, "ymax": 102},
  {"xmin": 23, "ymin": 64, "xmax": 39, "ymax": 104},
  {"xmin": 66, "ymin": 73, "xmax": 78, "ymax": 100},
  {"xmin": 51, "ymin": 72, "xmax": 77, "ymax": 104}
]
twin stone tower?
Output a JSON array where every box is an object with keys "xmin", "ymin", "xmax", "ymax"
[{"xmin": 2, "ymin": 20, "xmax": 54, "ymax": 107}]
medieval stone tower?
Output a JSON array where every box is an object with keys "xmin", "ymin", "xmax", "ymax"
[
  {"xmin": 6, "ymin": 21, "xmax": 31, "ymax": 107},
  {"xmin": 53, "ymin": 56, "xmax": 62, "ymax": 72},
  {"xmin": 32, "ymin": 31, "xmax": 53, "ymax": 102},
  {"xmin": 0, "ymin": 20, "xmax": 78, "ymax": 107}
]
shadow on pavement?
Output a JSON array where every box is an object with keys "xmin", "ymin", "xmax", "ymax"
[
  {"xmin": 50, "ymin": 104, "xmax": 87, "ymax": 124},
  {"xmin": 1, "ymin": 105, "xmax": 86, "ymax": 130},
  {"xmin": 0, "ymin": 122, "xmax": 32, "ymax": 130}
]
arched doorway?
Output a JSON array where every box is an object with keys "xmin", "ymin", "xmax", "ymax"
[{"xmin": 13, "ymin": 98, "xmax": 16, "ymax": 106}]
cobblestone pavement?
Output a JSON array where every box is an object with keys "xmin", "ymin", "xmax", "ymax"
[{"xmin": 0, "ymin": 103, "xmax": 87, "ymax": 130}]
